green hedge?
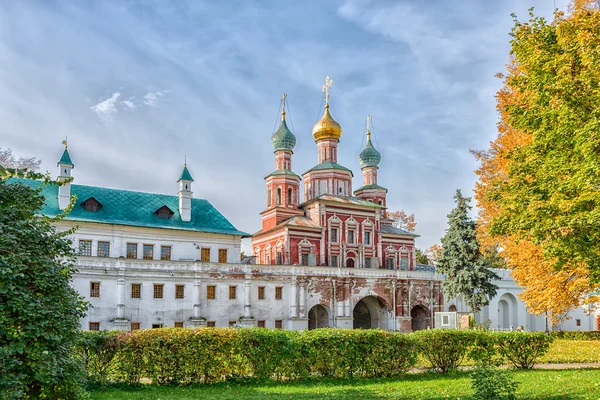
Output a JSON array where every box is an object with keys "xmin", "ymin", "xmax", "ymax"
[
  {"xmin": 75, "ymin": 328, "xmax": 555, "ymax": 384},
  {"xmin": 548, "ymin": 331, "xmax": 600, "ymax": 341}
]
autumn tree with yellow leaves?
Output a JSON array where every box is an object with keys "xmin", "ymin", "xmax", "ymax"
[{"xmin": 473, "ymin": 1, "xmax": 600, "ymax": 323}]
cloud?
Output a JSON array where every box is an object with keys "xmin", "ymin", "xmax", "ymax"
[
  {"xmin": 143, "ymin": 90, "xmax": 169, "ymax": 107},
  {"xmin": 89, "ymin": 92, "xmax": 121, "ymax": 118}
]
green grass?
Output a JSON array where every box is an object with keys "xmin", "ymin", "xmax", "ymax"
[
  {"xmin": 540, "ymin": 340, "xmax": 600, "ymax": 364},
  {"xmin": 90, "ymin": 368, "xmax": 600, "ymax": 400}
]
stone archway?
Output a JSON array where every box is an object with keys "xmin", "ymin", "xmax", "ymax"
[
  {"xmin": 411, "ymin": 305, "xmax": 429, "ymax": 331},
  {"xmin": 353, "ymin": 296, "xmax": 392, "ymax": 330},
  {"xmin": 308, "ymin": 304, "xmax": 330, "ymax": 330},
  {"xmin": 497, "ymin": 293, "xmax": 518, "ymax": 330},
  {"xmin": 449, "ymin": 304, "xmax": 457, "ymax": 312}
]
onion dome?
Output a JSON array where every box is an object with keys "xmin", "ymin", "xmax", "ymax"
[
  {"xmin": 271, "ymin": 108, "xmax": 296, "ymax": 152},
  {"xmin": 312, "ymin": 104, "xmax": 342, "ymax": 142},
  {"xmin": 358, "ymin": 130, "xmax": 381, "ymax": 168}
]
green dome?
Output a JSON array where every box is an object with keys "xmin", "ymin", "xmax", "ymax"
[
  {"xmin": 358, "ymin": 137, "xmax": 381, "ymax": 168},
  {"xmin": 271, "ymin": 119, "xmax": 296, "ymax": 152}
]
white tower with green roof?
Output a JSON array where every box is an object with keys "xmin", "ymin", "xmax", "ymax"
[
  {"xmin": 57, "ymin": 141, "xmax": 74, "ymax": 210},
  {"xmin": 178, "ymin": 163, "xmax": 194, "ymax": 222}
]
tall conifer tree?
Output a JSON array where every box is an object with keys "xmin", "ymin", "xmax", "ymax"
[{"xmin": 437, "ymin": 190, "xmax": 499, "ymax": 313}]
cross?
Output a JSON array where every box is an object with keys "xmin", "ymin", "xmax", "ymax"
[
  {"xmin": 322, "ymin": 76, "xmax": 333, "ymax": 106},
  {"xmin": 280, "ymin": 93, "xmax": 287, "ymax": 119},
  {"xmin": 184, "ymin": 154, "xmax": 187, "ymax": 167},
  {"xmin": 366, "ymin": 115, "xmax": 372, "ymax": 132},
  {"xmin": 62, "ymin": 137, "xmax": 68, "ymax": 149}
]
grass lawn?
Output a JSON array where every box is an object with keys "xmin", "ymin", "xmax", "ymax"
[
  {"xmin": 90, "ymin": 368, "xmax": 600, "ymax": 400},
  {"xmin": 540, "ymin": 340, "xmax": 600, "ymax": 364}
]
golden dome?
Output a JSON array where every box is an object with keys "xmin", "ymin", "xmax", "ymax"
[{"xmin": 312, "ymin": 104, "xmax": 342, "ymax": 141}]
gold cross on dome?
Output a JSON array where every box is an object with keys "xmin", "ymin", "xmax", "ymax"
[
  {"xmin": 322, "ymin": 76, "xmax": 333, "ymax": 106},
  {"xmin": 280, "ymin": 93, "xmax": 287, "ymax": 119},
  {"xmin": 366, "ymin": 115, "xmax": 372, "ymax": 139}
]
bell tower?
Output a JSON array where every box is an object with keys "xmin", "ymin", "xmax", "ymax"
[{"xmin": 57, "ymin": 139, "xmax": 74, "ymax": 210}]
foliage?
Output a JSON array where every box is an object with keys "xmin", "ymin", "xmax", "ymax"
[
  {"xmin": 82, "ymin": 328, "xmax": 418, "ymax": 385},
  {"xmin": 494, "ymin": 332, "xmax": 553, "ymax": 369},
  {"xmin": 470, "ymin": 364, "xmax": 519, "ymax": 400},
  {"xmin": 0, "ymin": 148, "xmax": 41, "ymax": 171},
  {"xmin": 0, "ymin": 174, "xmax": 88, "ymax": 399},
  {"xmin": 412, "ymin": 329, "xmax": 481, "ymax": 373},
  {"xmin": 540, "ymin": 340, "xmax": 600, "ymax": 364},
  {"xmin": 387, "ymin": 209, "xmax": 416, "ymax": 232},
  {"xmin": 424, "ymin": 244, "xmax": 442, "ymax": 265},
  {"xmin": 415, "ymin": 248, "xmax": 429, "ymax": 265},
  {"xmin": 549, "ymin": 331, "xmax": 600, "ymax": 340},
  {"xmin": 76, "ymin": 331, "xmax": 120, "ymax": 384},
  {"xmin": 472, "ymin": 0, "xmax": 600, "ymax": 322},
  {"xmin": 436, "ymin": 190, "xmax": 499, "ymax": 313}
]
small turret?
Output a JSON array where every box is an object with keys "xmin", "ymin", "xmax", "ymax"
[
  {"xmin": 177, "ymin": 162, "xmax": 194, "ymax": 222},
  {"xmin": 57, "ymin": 140, "xmax": 74, "ymax": 210}
]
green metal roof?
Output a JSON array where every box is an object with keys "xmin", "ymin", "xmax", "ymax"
[
  {"xmin": 303, "ymin": 161, "xmax": 353, "ymax": 176},
  {"xmin": 271, "ymin": 119, "xmax": 296, "ymax": 152},
  {"xmin": 354, "ymin": 183, "xmax": 388, "ymax": 192},
  {"xmin": 58, "ymin": 149, "xmax": 74, "ymax": 167},
  {"xmin": 178, "ymin": 166, "xmax": 194, "ymax": 182},
  {"xmin": 358, "ymin": 138, "xmax": 381, "ymax": 168},
  {"xmin": 264, "ymin": 169, "xmax": 301, "ymax": 180},
  {"xmin": 9, "ymin": 178, "xmax": 249, "ymax": 237}
]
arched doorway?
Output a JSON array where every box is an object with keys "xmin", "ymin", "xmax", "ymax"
[
  {"xmin": 497, "ymin": 293, "xmax": 518, "ymax": 330},
  {"xmin": 449, "ymin": 304, "xmax": 457, "ymax": 312},
  {"xmin": 498, "ymin": 300, "xmax": 509, "ymax": 329},
  {"xmin": 352, "ymin": 296, "xmax": 392, "ymax": 329},
  {"xmin": 353, "ymin": 300, "xmax": 371, "ymax": 329},
  {"xmin": 346, "ymin": 259, "xmax": 355, "ymax": 268},
  {"xmin": 308, "ymin": 305, "xmax": 330, "ymax": 330},
  {"xmin": 411, "ymin": 305, "xmax": 429, "ymax": 331}
]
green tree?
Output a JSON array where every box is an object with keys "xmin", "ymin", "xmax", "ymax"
[
  {"xmin": 415, "ymin": 248, "xmax": 430, "ymax": 265},
  {"xmin": 0, "ymin": 169, "xmax": 88, "ymax": 399},
  {"xmin": 437, "ymin": 190, "xmax": 499, "ymax": 313}
]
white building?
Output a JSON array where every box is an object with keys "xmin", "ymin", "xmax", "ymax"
[{"xmin": 445, "ymin": 268, "xmax": 599, "ymax": 332}]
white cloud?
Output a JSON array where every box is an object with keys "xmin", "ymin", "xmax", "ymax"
[
  {"xmin": 121, "ymin": 97, "xmax": 136, "ymax": 110},
  {"xmin": 143, "ymin": 90, "xmax": 169, "ymax": 107},
  {"xmin": 90, "ymin": 92, "xmax": 121, "ymax": 118}
]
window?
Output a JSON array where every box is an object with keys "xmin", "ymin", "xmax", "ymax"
[
  {"xmin": 130, "ymin": 322, "xmax": 140, "ymax": 330},
  {"xmin": 218, "ymin": 249, "xmax": 228, "ymax": 263},
  {"xmin": 347, "ymin": 230, "xmax": 355, "ymax": 244},
  {"xmin": 364, "ymin": 257, "xmax": 372, "ymax": 269},
  {"xmin": 276, "ymin": 252, "xmax": 283, "ymax": 265},
  {"xmin": 330, "ymin": 255, "xmax": 338, "ymax": 267},
  {"xmin": 301, "ymin": 253, "xmax": 309, "ymax": 266},
  {"xmin": 275, "ymin": 320, "xmax": 283, "ymax": 329},
  {"xmin": 131, "ymin": 283, "xmax": 141, "ymax": 299},
  {"xmin": 201, "ymin": 248, "xmax": 211, "ymax": 262},
  {"xmin": 89, "ymin": 322, "xmax": 100, "ymax": 331},
  {"xmin": 82, "ymin": 197, "xmax": 102, "ymax": 212},
  {"xmin": 126, "ymin": 243, "xmax": 138, "ymax": 259},
  {"xmin": 207, "ymin": 285, "xmax": 216, "ymax": 300},
  {"xmin": 97, "ymin": 241, "xmax": 110, "ymax": 257},
  {"xmin": 79, "ymin": 240, "xmax": 92, "ymax": 256},
  {"xmin": 330, "ymin": 228, "xmax": 338, "ymax": 243},
  {"xmin": 174, "ymin": 321, "xmax": 184, "ymax": 328},
  {"xmin": 229, "ymin": 286, "xmax": 237, "ymax": 300},
  {"xmin": 143, "ymin": 244, "xmax": 154, "ymax": 260},
  {"xmin": 175, "ymin": 284, "xmax": 185, "ymax": 299},
  {"xmin": 275, "ymin": 286, "xmax": 283, "ymax": 300},
  {"xmin": 153, "ymin": 284, "xmax": 164, "ymax": 299},
  {"xmin": 267, "ymin": 188, "xmax": 272, "ymax": 207},
  {"xmin": 363, "ymin": 232, "xmax": 371, "ymax": 245},
  {"xmin": 160, "ymin": 245, "xmax": 172, "ymax": 260},
  {"xmin": 90, "ymin": 282, "xmax": 100, "ymax": 298},
  {"xmin": 287, "ymin": 188, "xmax": 293, "ymax": 205},
  {"xmin": 386, "ymin": 258, "xmax": 394, "ymax": 269},
  {"xmin": 576, "ymin": 319, "xmax": 581, "ymax": 327},
  {"xmin": 156, "ymin": 206, "xmax": 173, "ymax": 220},
  {"xmin": 152, "ymin": 324, "xmax": 164, "ymax": 329},
  {"xmin": 229, "ymin": 321, "xmax": 237, "ymax": 327},
  {"xmin": 442, "ymin": 315, "xmax": 449, "ymax": 326},
  {"xmin": 276, "ymin": 188, "xmax": 282, "ymax": 205},
  {"xmin": 400, "ymin": 258, "xmax": 409, "ymax": 271},
  {"xmin": 257, "ymin": 320, "xmax": 266, "ymax": 328},
  {"xmin": 258, "ymin": 286, "xmax": 265, "ymax": 300},
  {"xmin": 207, "ymin": 321, "xmax": 216, "ymax": 327}
]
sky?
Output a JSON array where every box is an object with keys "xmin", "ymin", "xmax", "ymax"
[{"xmin": 0, "ymin": 0, "xmax": 569, "ymax": 253}]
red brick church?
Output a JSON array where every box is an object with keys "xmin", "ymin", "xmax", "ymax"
[{"xmin": 252, "ymin": 78, "xmax": 418, "ymax": 270}]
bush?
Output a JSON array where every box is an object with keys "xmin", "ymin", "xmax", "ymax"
[
  {"xmin": 470, "ymin": 364, "xmax": 518, "ymax": 400},
  {"xmin": 76, "ymin": 330, "xmax": 120, "ymax": 384},
  {"xmin": 413, "ymin": 329, "xmax": 482, "ymax": 372},
  {"xmin": 494, "ymin": 331, "xmax": 553, "ymax": 369},
  {"xmin": 549, "ymin": 331, "xmax": 600, "ymax": 340}
]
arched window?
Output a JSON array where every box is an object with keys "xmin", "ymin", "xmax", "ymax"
[
  {"xmin": 267, "ymin": 189, "xmax": 272, "ymax": 207},
  {"xmin": 276, "ymin": 188, "xmax": 282, "ymax": 205},
  {"xmin": 288, "ymin": 188, "xmax": 293, "ymax": 205}
]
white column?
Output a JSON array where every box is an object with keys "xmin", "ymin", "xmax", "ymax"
[
  {"xmin": 299, "ymin": 282, "xmax": 307, "ymax": 318},
  {"xmin": 244, "ymin": 278, "xmax": 252, "ymax": 318},
  {"xmin": 193, "ymin": 280, "xmax": 202, "ymax": 319},
  {"xmin": 290, "ymin": 277, "xmax": 298, "ymax": 318},
  {"xmin": 116, "ymin": 277, "xmax": 125, "ymax": 319}
]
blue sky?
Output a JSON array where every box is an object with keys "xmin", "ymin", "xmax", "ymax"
[{"xmin": 0, "ymin": 0, "xmax": 567, "ymax": 252}]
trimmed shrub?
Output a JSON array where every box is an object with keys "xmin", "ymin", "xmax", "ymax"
[
  {"xmin": 76, "ymin": 330, "xmax": 120, "ymax": 384},
  {"xmin": 413, "ymin": 329, "xmax": 482, "ymax": 372},
  {"xmin": 238, "ymin": 328, "xmax": 299, "ymax": 381},
  {"xmin": 549, "ymin": 331, "xmax": 600, "ymax": 341},
  {"xmin": 494, "ymin": 331, "xmax": 553, "ymax": 369},
  {"xmin": 471, "ymin": 364, "xmax": 518, "ymax": 400}
]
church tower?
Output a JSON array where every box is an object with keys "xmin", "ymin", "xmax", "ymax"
[
  {"xmin": 57, "ymin": 140, "xmax": 74, "ymax": 210},
  {"xmin": 354, "ymin": 116, "xmax": 387, "ymax": 210},
  {"xmin": 260, "ymin": 94, "xmax": 303, "ymax": 231},
  {"xmin": 303, "ymin": 76, "xmax": 353, "ymax": 201},
  {"xmin": 178, "ymin": 163, "xmax": 194, "ymax": 222}
]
